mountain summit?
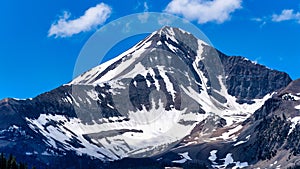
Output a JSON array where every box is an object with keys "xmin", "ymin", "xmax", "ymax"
[{"xmin": 0, "ymin": 27, "xmax": 298, "ymax": 169}]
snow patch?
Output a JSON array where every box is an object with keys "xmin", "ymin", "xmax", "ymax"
[
  {"xmin": 282, "ymin": 93, "xmax": 300, "ymax": 101},
  {"xmin": 25, "ymin": 152, "xmax": 33, "ymax": 156},
  {"xmin": 211, "ymin": 153, "xmax": 248, "ymax": 169},
  {"xmin": 41, "ymin": 151, "xmax": 53, "ymax": 156},
  {"xmin": 165, "ymin": 42, "xmax": 178, "ymax": 52},
  {"xmin": 210, "ymin": 125, "xmax": 243, "ymax": 141},
  {"xmin": 148, "ymin": 68, "xmax": 160, "ymax": 90},
  {"xmin": 70, "ymin": 95, "xmax": 80, "ymax": 107},
  {"xmin": 172, "ymin": 158, "xmax": 187, "ymax": 164},
  {"xmin": 26, "ymin": 114, "xmax": 118, "ymax": 160},
  {"xmin": 181, "ymin": 76, "xmax": 273, "ymax": 135},
  {"xmin": 66, "ymin": 96, "xmax": 73, "ymax": 104},
  {"xmin": 86, "ymin": 98, "xmax": 91, "ymax": 105},
  {"xmin": 156, "ymin": 66, "xmax": 176, "ymax": 101},
  {"xmin": 208, "ymin": 150, "xmax": 218, "ymax": 162},
  {"xmin": 172, "ymin": 152, "xmax": 192, "ymax": 163},
  {"xmin": 288, "ymin": 116, "xmax": 300, "ymax": 135},
  {"xmin": 119, "ymin": 62, "xmax": 147, "ymax": 79},
  {"xmin": 86, "ymin": 90, "xmax": 99, "ymax": 101},
  {"xmin": 180, "ymin": 152, "xmax": 192, "ymax": 160},
  {"xmin": 232, "ymin": 161, "xmax": 249, "ymax": 169},
  {"xmin": 159, "ymin": 27, "xmax": 178, "ymax": 43},
  {"xmin": 234, "ymin": 135, "xmax": 251, "ymax": 146}
]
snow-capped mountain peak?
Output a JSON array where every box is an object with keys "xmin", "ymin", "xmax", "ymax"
[
  {"xmin": 70, "ymin": 26, "xmax": 209, "ymax": 85},
  {"xmin": 56, "ymin": 26, "xmax": 285, "ymax": 160},
  {"xmin": 0, "ymin": 26, "xmax": 295, "ymax": 169}
]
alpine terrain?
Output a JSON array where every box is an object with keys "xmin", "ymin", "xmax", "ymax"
[{"xmin": 0, "ymin": 26, "xmax": 299, "ymax": 169}]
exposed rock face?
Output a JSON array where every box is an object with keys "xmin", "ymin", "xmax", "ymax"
[
  {"xmin": 0, "ymin": 27, "xmax": 298, "ymax": 169},
  {"xmin": 219, "ymin": 53, "xmax": 292, "ymax": 103}
]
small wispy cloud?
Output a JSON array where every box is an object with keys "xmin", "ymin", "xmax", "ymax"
[
  {"xmin": 48, "ymin": 3, "xmax": 111, "ymax": 38},
  {"xmin": 164, "ymin": 0, "xmax": 242, "ymax": 24},
  {"xmin": 251, "ymin": 18, "xmax": 263, "ymax": 22},
  {"xmin": 251, "ymin": 9, "xmax": 300, "ymax": 27},
  {"xmin": 158, "ymin": 16, "xmax": 173, "ymax": 26},
  {"xmin": 251, "ymin": 17, "xmax": 267, "ymax": 28},
  {"xmin": 143, "ymin": 2, "xmax": 149, "ymax": 11},
  {"xmin": 272, "ymin": 9, "xmax": 300, "ymax": 23},
  {"xmin": 122, "ymin": 22, "xmax": 131, "ymax": 33},
  {"xmin": 138, "ymin": 2, "xmax": 150, "ymax": 23}
]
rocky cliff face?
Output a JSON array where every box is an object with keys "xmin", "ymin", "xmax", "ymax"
[
  {"xmin": 219, "ymin": 52, "xmax": 292, "ymax": 103},
  {"xmin": 0, "ymin": 26, "xmax": 298, "ymax": 169}
]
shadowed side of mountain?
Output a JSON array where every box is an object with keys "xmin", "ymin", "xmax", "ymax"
[{"xmin": 216, "ymin": 49, "xmax": 292, "ymax": 103}]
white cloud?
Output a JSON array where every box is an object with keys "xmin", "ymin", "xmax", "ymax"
[
  {"xmin": 48, "ymin": 3, "xmax": 111, "ymax": 38},
  {"xmin": 122, "ymin": 22, "xmax": 131, "ymax": 33},
  {"xmin": 164, "ymin": 0, "xmax": 242, "ymax": 24},
  {"xmin": 158, "ymin": 16, "xmax": 173, "ymax": 26},
  {"xmin": 251, "ymin": 17, "xmax": 267, "ymax": 28},
  {"xmin": 251, "ymin": 18, "xmax": 263, "ymax": 22},
  {"xmin": 272, "ymin": 9, "xmax": 300, "ymax": 23},
  {"xmin": 143, "ymin": 2, "xmax": 149, "ymax": 11},
  {"xmin": 138, "ymin": 2, "xmax": 150, "ymax": 23}
]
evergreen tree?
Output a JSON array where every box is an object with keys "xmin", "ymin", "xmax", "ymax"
[
  {"xmin": 6, "ymin": 154, "xmax": 13, "ymax": 169},
  {"xmin": 0, "ymin": 153, "xmax": 31, "ymax": 169},
  {"xmin": 10, "ymin": 157, "xmax": 18, "ymax": 169},
  {"xmin": 19, "ymin": 162, "xmax": 27, "ymax": 169},
  {"xmin": 0, "ymin": 153, "xmax": 6, "ymax": 169}
]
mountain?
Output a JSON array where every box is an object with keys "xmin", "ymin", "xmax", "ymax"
[{"xmin": 0, "ymin": 26, "xmax": 298, "ymax": 169}]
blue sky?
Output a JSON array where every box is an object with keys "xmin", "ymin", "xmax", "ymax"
[{"xmin": 0, "ymin": 0, "xmax": 300, "ymax": 99}]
